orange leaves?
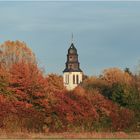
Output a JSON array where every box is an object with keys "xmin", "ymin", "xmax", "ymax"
[
  {"xmin": 13, "ymin": 101, "xmax": 33, "ymax": 109},
  {"xmin": 39, "ymin": 99, "xmax": 48, "ymax": 107},
  {"xmin": 0, "ymin": 40, "xmax": 138, "ymax": 132},
  {"xmin": 45, "ymin": 74, "xmax": 65, "ymax": 93},
  {"xmin": 0, "ymin": 94, "xmax": 6, "ymax": 103},
  {"xmin": 74, "ymin": 86, "xmax": 86, "ymax": 96},
  {"xmin": 9, "ymin": 62, "xmax": 47, "ymax": 102},
  {"xmin": 66, "ymin": 113, "xmax": 74, "ymax": 122}
]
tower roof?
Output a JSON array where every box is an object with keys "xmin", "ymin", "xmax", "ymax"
[
  {"xmin": 63, "ymin": 43, "xmax": 82, "ymax": 73},
  {"xmin": 63, "ymin": 68, "xmax": 82, "ymax": 72},
  {"xmin": 68, "ymin": 43, "xmax": 77, "ymax": 54}
]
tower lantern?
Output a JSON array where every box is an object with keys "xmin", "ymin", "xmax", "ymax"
[{"xmin": 63, "ymin": 40, "xmax": 83, "ymax": 90}]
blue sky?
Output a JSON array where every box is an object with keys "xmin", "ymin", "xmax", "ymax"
[{"xmin": 0, "ymin": 1, "xmax": 140, "ymax": 75}]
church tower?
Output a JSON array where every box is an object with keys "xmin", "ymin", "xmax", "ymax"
[{"xmin": 63, "ymin": 39, "xmax": 83, "ymax": 90}]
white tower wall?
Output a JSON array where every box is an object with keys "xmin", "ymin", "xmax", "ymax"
[{"xmin": 63, "ymin": 72, "xmax": 82, "ymax": 90}]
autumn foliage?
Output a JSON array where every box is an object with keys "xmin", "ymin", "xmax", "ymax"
[
  {"xmin": 0, "ymin": 40, "xmax": 36, "ymax": 69},
  {"xmin": 0, "ymin": 40, "xmax": 140, "ymax": 133}
]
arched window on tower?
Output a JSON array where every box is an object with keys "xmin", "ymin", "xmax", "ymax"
[
  {"xmin": 68, "ymin": 75, "xmax": 69, "ymax": 84},
  {"xmin": 76, "ymin": 75, "xmax": 79, "ymax": 84},
  {"xmin": 65, "ymin": 74, "xmax": 69, "ymax": 84},
  {"xmin": 73, "ymin": 74, "xmax": 75, "ymax": 84},
  {"xmin": 65, "ymin": 75, "xmax": 67, "ymax": 84}
]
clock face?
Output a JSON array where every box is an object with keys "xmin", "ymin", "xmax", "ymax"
[{"xmin": 69, "ymin": 56, "xmax": 72, "ymax": 60}]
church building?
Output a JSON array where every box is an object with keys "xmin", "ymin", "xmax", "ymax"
[{"xmin": 63, "ymin": 41, "xmax": 83, "ymax": 90}]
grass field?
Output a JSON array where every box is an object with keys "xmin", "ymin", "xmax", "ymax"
[{"xmin": 0, "ymin": 132, "xmax": 140, "ymax": 139}]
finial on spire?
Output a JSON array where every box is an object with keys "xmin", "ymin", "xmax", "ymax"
[{"xmin": 71, "ymin": 33, "xmax": 73, "ymax": 43}]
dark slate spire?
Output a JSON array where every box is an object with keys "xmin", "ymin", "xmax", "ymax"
[{"xmin": 63, "ymin": 43, "xmax": 82, "ymax": 72}]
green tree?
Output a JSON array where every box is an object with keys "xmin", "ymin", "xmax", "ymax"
[{"xmin": 124, "ymin": 67, "xmax": 132, "ymax": 76}]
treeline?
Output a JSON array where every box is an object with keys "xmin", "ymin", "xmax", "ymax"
[{"xmin": 0, "ymin": 40, "xmax": 140, "ymax": 133}]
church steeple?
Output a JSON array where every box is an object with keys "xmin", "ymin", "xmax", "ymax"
[{"xmin": 63, "ymin": 39, "xmax": 83, "ymax": 90}]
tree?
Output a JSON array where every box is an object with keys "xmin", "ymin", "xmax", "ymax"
[
  {"xmin": 124, "ymin": 67, "xmax": 132, "ymax": 76},
  {"xmin": 0, "ymin": 64, "xmax": 10, "ymax": 96},
  {"xmin": 45, "ymin": 74, "xmax": 65, "ymax": 94},
  {"xmin": 9, "ymin": 62, "xmax": 47, "ymax": 110},
  {"xmin": 0, "ymin": 40, "xmax": 36, "ymax": 69},
  {"xmin": 101, "ymin": 68, "xmax": 133, "ymax": 86}
]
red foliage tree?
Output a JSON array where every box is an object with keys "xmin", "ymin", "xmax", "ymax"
[
  {"xmin": 9, "ymin": 62, "xmax": 47, "ymax": 110},
  {"xmin": 0, "ymin": 94, "xmax": 45, "ymax": 132}
]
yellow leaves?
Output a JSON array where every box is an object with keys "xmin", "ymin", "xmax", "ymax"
[
  {"xmin": 102, "ymin": 68, "xmax": 133, "ymax": 85},
  {"xmin": 0, "ymin": 40, "xmax": 36, "ymax": 69}
]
